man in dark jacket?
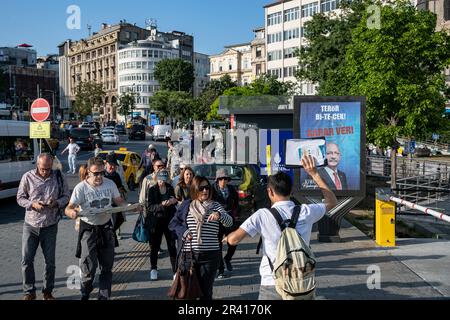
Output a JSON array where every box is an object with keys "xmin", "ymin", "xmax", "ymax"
[
  {"xmin": 104, "ymin": 154, "xmax": 127, "ymax": 240},
  {"xmin": 212, "ymin": 168, "xmax": 239, "ymax": 278}
]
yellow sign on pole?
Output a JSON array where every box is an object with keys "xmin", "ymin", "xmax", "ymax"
[
  {"xmin": 266, "ymin": 145, "xmax": 272, "ymax": 176},
  {"xmin": 30, "ymin": 122, "xmax": 51, "ymax": 139}
]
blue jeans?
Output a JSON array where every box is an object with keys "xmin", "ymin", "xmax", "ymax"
[
  {"xmin": 68, "ymin": 154, "xmax": 76, "ymax": 173},
  {"xmin": 21, "ymin": 223, "xmax": 58, "ymax": 295}
]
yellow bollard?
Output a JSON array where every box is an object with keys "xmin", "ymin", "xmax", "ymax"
[{"xmin": 375, "ymin": 188, "xmax": 396, "ymax": 247}]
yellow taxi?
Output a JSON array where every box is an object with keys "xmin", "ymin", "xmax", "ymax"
[
  {"xmin": 126, "ymin": 123, "xmax": 133, "ymax": 129},
  {"xmin": 97, "ymin": 148, "xmax": 144, "ymax": 190}
]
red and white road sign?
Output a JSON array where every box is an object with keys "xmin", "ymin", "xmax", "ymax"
[{"xmin": 30, "ymin": 98, "xmax": 51, "ymax": 122}]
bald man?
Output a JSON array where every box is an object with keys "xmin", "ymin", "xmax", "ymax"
[
  {"xmin": 17, "ymin": 153, "xmax": 70, "ymax": 300},
  {"xmin": 317, "ymin": 143, "xmax": 348, "ymax": 190}
]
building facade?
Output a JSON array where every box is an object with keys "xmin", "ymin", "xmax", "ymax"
[
  {"xmin": 209, "ymin": 43, "xmax": 252, "ymax": 86},
  {"xmin": 58, "ymin": 21, "xmax": 194, "ymax": 121},
  {"xmin": 251, "ymin": 27, "xmax": 266, "ymax": 81},
  {"xmin": 193, "ymin": 52, "xmax": 210, "ymax": 97},
  {"xmin": 0, "ymin": 46, "xmax": 37, "ymax": 68},
  {"xmin": 117, "ymin": 28, "xmax": 180, "ymax": 120},
  {"xmin": 264, "ymin": 0, "xmax": 341, "ymax": 93}
]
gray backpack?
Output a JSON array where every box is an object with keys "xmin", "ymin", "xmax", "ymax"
[{"xmin": 266, "ymin": 206, "xmax": 316, "ymax": 300}]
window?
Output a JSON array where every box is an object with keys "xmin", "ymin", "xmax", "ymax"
[
  {"xmin": 267, "ymin": 12, "xmax": 282, "ymax": 26},
  {"xmin": 256, "ymin": 64, "xmax": 262, "ymax": 75},
  {"xmin": 268, "ymin": 50, "xmax": 282, "ymax": 61},
  {"xmin": 302, "ymin": 2, "xmax": 319, "ymax": 18},
  {"xmin": 445, "ymin": 0, "xmax": 450, "ymax": 20},
  {"xmin": 267, "ymin": 32, "xmax": 282, "ymax": 44},
  {"xmin": 283, "ymin": 66, "xmax": 297, "ymax": 78},
  {"xmin": 284, "ymin": 7, "xmax": 300, "ymax": 22},
  {"xmin": 268, "ymin": 68, "xmax": 282, "ymax": 79},
  {"xmin": 284, "ymin": 47, "xmax": 298, "ymax": 59},
  {"xmin": 284, "ymin": 28, "xmax": 300, "ymax": 41},
  {"xmin": 256, "ymin": 47, "xmax": 262, "ymax": 58},
  {"xmin": 320, "ymin": 0, "xmax": 339, "ymax": 13},
  {"xmin": 0, "ymin": 137, "xmax": 34, "ymax": 162},
  {"xmin": 143, "ymin": 50, "xmax": 147, "ymax": 58}
]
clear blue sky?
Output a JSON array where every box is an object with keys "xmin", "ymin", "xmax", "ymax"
[{"xmin": 1, "ymin": 0, "xmax": 269, "ymax": 56}]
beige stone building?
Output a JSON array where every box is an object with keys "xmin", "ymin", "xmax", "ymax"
[
  {"xmin": 58, "ymin": 22, "xmax": 194, "ymax": 121},
  {"xmin": 251, "ymin": 27, "xmax": 266, "ymax": 81},
  {"xmin": 209, "ymin": 43, "xmax": 252, "ymax": 86}
]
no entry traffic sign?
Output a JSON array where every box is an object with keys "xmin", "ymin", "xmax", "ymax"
[{"xmin": 31, "ymin": 98, "xmax": 51, "ymax": 122}]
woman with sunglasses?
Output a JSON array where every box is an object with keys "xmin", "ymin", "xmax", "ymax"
[{"xmin": 169, "ymin": 176, "xmax": 233, "ymax": 300}]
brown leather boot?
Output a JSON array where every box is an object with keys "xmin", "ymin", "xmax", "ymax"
[
  {"xmin": 23, "ymin": 293, "xmax": 37, "ymax": 301},
  {"xmin": 43, "ymin": 293, "xmax": 56, "ymax": 300}
]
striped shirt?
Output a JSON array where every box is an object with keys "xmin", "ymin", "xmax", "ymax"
[{"xmin": 184, "ymin": 202, "xmax": 233, "ymax": 252}]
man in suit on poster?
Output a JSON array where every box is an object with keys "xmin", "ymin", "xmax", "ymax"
[{"xmin": 317, "ymin": 142, "xmax": 348, "ymax": 191}]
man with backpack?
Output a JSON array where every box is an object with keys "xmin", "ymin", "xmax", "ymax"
[{"xmin": 226, "ymin": 155, "xmax": 338, "ymax": 300}]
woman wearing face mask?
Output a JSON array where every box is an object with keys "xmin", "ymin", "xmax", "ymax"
[{"xmin": 169, "ymin": 176, "xmax": 232, "ymax": 300}]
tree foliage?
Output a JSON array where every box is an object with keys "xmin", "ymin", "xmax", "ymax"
[
  {"xmin": 150, "ymin": 90, "xmax": 194, "ymax": 123},
  {"xmin": 73, "ymin": 81, "xmax": 105, "ymax": 119},
  {"xmin": 117, "ymin": 92, "xmax": 139, "ymax": 125},
  {"xmin": 207, "ymin": 74, "xmax": 295, "ymax": 120},
  {"xmin": 154, "ymin": 59, "xmax": 195, "ymax": 92},
  {"xmin": 297, "ymin": 0, "xmax": 450, "ymax": 148}
]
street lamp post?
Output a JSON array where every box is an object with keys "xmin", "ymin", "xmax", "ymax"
[{"xmin": 42, "ymin": 89, "xmax": 56, "ymax": 121}]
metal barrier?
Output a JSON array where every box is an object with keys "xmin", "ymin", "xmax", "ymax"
[
  {"xmin": 375, "ymin": 188, "xmax": 450, "ymax": 247},
  {"xmin": 389, "ymin": 196, "xmax": 450, "ymax": 224}
]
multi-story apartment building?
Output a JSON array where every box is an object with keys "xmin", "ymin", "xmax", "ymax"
[
  {"xmin": 58, "ymin": 21, "xmax": 194, "ymax": 121},
  {"xmin": 193, "ymin": 52, "xmax": 210, "ymax": 97},
  {"xmin": 251, "ymin": 27, "xmax": 266, "ymax": 81},
  {"xmin": 0, "ymin": 45, "xmax": 37, "ymax": 68},
  {"xmin": 117, "ymin": 28, "xmax": 180, "ymax": 120},
  {"xmin": 264, "ymin": 0, "xmax": 341, "ymax": 94},
  {"xmin": 209, "ymin": 43, "xmax": 252, "ymax": 86}
]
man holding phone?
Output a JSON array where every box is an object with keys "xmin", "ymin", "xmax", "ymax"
[{"xmin": 17, "ymin": 153, "xmax": 70, "ymax": 300}]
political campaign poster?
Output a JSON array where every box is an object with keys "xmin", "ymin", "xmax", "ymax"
[{"xmin": 293, "ymin": 96, "xmax": 366, "ymax": 197}]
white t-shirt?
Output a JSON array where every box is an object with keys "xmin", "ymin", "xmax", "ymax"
[
  {"xmin": 64, "ymin": 143, "xmax": 80, "ymax": 156},
  {"xmin": 240, "ymin": 200, "xmax": 326, "ymax": 286},
  {"xmin": 70, "ymin": 179, "xmax": 120, "ymax": 226}
]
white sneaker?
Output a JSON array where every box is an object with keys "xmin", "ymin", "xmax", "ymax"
[
  {"xmin": 150, "ymin": 269, "xmax": 158, "ymax": 281},
  {"xmin": 66, "ymin": 170, "xmax": 72, "ymax": 174}
]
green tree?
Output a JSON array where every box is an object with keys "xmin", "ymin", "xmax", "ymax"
[
  {"xmin": 195, "ymin": 75, "xmax": 237, "ymax": 121},
  {"xmin": 117, "ymin": 91, "xmax": 139, "ymax": 126},
  {"xmin": 150, "ymin": 90, "xmax": 194, "ymax": 124},
  {"xmin": 207, "ymin": 74, "xmax": 293, "ymax": 120},
  {"xmin": 297, "ymin": 0, "xmax": 450, "ymax": 186},
  {"xmin": 154, "ymin": 59, "xmax": 195, "ymax": 92},
  {"xmin": 73, "ymin": 81, "xmax": 105, "ymax": 119}
]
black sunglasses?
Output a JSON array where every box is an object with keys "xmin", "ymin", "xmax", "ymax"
[
  {"xmin": 90, "ymin": 171, "xmax": 104, "ymax": 177},
  {"xmin": 218, "ymin": 177, "xmax": 230, "ymax": 181},
  {"xmin": 199, "ymin": 185, "xmax": 210, "ymax": 192}
]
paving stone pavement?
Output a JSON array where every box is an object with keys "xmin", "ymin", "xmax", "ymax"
[{"xmin": 1, "ymin": 173, "xmax": 449, "ymax": 300}]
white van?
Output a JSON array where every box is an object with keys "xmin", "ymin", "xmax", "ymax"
[
  {"xmin": 0, "ymin": 120, "xmax": 55, "ymax": 200},
  {"xmin": 152, "ymin": 124, "xmax": 172, "ymax": 141}
]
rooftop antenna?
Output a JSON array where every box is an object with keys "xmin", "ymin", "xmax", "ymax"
[{"xmin": 87, "ymin": 24, "xmax": 92, "ymax": 37}]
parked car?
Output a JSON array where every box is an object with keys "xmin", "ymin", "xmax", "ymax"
[
  {"xmin": 129, "ymin": 124, "xmax": 146, "ymax": 140},
  {"xmin": 115, "ymin": 124, "xmax": 127, "ymax": 135},
  {"xmin": 191, "ymin": 164, "xmax": 269, "ymax": 223},
  {"xmin": 415, "ymin": 147, "xmax": 431, "ymax": 157},
  {"xmin": 101, "ymin": 130, "xmax": 120, "ymax": 145},
  {"xmin": 69, "ymin": 128, "xmax": 97, "ymax": 150},
  {"xmin": 100, "ymin": 126, "xmax": 116, "ymax": 135}
]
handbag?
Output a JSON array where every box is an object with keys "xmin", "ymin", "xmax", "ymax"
[
  {"xmin": 167, "ymin": 241, "xmax": 203, "ymax": 300},
  {"xmin": 132, "ymin": 213, "xmax": 149, "ymax": 243}
]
